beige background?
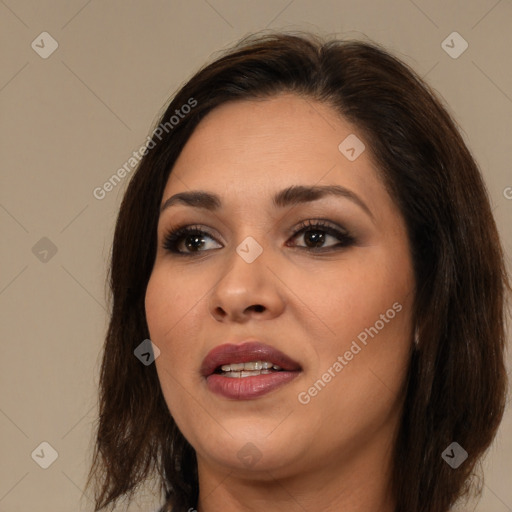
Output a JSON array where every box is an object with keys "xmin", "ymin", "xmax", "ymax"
[{"xmin": 1, "ymin": 1, "xmax": 511, "ymax": 511}]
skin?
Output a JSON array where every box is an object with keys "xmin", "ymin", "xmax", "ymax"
[{"xmin": 145, "ymin": 93, "xmax": 415, "ymax": 512}]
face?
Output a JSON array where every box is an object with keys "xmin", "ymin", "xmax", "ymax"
[{"xmin": 145, "ymin": 94, "xmax": 415, "ymax": 485}]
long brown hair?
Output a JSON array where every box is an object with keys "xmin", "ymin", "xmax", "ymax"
[{"xmin": 86, "ymin": 32, "xmax": 510, "ymax": 512}]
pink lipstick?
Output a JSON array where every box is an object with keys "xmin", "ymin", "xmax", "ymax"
[{"xmin": 201, "ymin": 341, "xmax": 301, "ymax": 400}]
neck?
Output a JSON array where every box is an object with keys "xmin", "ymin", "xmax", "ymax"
[{"xmin": 195, "ymin": 430, "xmax": 397, "ymax": 512}]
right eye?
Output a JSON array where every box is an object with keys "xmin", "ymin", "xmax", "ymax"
[{"xmin": 162, "ymin": 225, "xmax": 222, "ymax": 256}]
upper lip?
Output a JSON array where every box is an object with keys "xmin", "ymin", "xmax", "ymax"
[{"xmin": 200, "ymin": 340, "xmax": 302, "ymax": 377}]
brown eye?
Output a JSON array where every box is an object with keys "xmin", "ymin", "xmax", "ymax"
[
  {"xmin": 163, "ymin": 225, "xmax": 222, "ymax": 255},
  {"xmin": 288, "ymin": 220, "xmax": 355, "ymax": 251}
]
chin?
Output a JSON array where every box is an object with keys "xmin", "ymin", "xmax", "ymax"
[{"xmin": 193, "ymin": 424, "xmax": 306, "ymax": 475}]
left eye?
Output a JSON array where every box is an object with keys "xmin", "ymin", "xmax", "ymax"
[{"xmin": 287, "ymin": 219, "xmax": 355, "ymax": 250}]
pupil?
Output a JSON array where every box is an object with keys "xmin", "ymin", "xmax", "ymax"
[
  {"xmin": 184, "ymin": 230, "xmax": 326, "ymax": 251},
  {"xmin": 186, "ymin": 234, "xmax": 205, "ymax": 251},
  {"xmin": 305, "ymin": 230, "xmax": 325, "ymax": 247}
]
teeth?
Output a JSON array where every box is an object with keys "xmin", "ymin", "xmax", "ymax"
[
  {"xmin": 223, "ymin": 369, "xmax": 275, "ymax": 378},
  {"xmin": 244, "ymin": 361, "xmax": 262, "ymax": 370},
  {"xmin": 220, "ymin": 360, "xmax": 282, "ymax": 372},
  {"xmin": 224, "ymin": 363, "xmax": 245, "ymax": 371}
]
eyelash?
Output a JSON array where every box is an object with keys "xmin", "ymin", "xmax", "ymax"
[{"xmin": 162, "ymin": 219, "xmax": 356, "ymax": 256}]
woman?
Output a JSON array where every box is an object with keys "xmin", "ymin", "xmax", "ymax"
[{"xmin": 86, "ymin": 32, "xmax": 510, "ymax": 512}]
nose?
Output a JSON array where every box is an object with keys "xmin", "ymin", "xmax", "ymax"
[{"xmin": 208, "ymin": 243, "xmax": 285, "ymax": 323}]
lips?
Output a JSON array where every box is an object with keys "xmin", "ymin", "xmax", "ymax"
[
  {"xmin": 201, "ymin": 340, "xmax": 302, "ymax": 400},
  {"xmin": 200, "ymin": 340, "xmax": 301, "ymax": 377}
]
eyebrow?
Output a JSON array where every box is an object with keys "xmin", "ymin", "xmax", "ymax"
[{"xmin": 160, "ymin": 184, "xmax": 374, "ymax": 220}]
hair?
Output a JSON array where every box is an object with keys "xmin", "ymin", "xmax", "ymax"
[{"xmin": 86, "ymin": 31, "xmax": 510, "ymax": 512}]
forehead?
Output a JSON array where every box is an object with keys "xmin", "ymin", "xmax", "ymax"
[{"xmin": 163, "ymin": 94, "xmax": 385, "ymax": 207}]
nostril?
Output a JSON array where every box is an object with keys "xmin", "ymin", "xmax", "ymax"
[{"xmin": 214, "ymin": 307, "xmax": 228, "ymax": 318}]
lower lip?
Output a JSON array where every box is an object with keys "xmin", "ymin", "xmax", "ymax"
[{"xmin": 205, "ymin": 371, "xmax": 300, "ymax": 400}]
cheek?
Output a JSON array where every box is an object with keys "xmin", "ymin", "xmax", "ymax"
[
  {"xmin": 296, "ymin": 251, "xmax": 412, "ymax": 349},
  {"xmin": 145, "ymin": 266, "xmax": 206, "ymax": 377},
  {"xmin": 300, "ymin": 250, "xmax": 413, "ymax": 405},
  {"xmin": 145, "ymin": 270, "xmax": 201, "ymax": 422},
  {"xmin": 145, "ymin": 270, "xmax": 187, "ymax": 381},
  {"xmin": 145, "ymin": 265, "xmax": 202, "ymax": 339}
]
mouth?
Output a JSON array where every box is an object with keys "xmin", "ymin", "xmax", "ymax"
[
  {"xmin": 214, "ymin": 360, "xmax": 284, "ymax": 378},
  {"xmin": 201, "ymin": 341, "xmax": 302, "ymax": 400}
]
